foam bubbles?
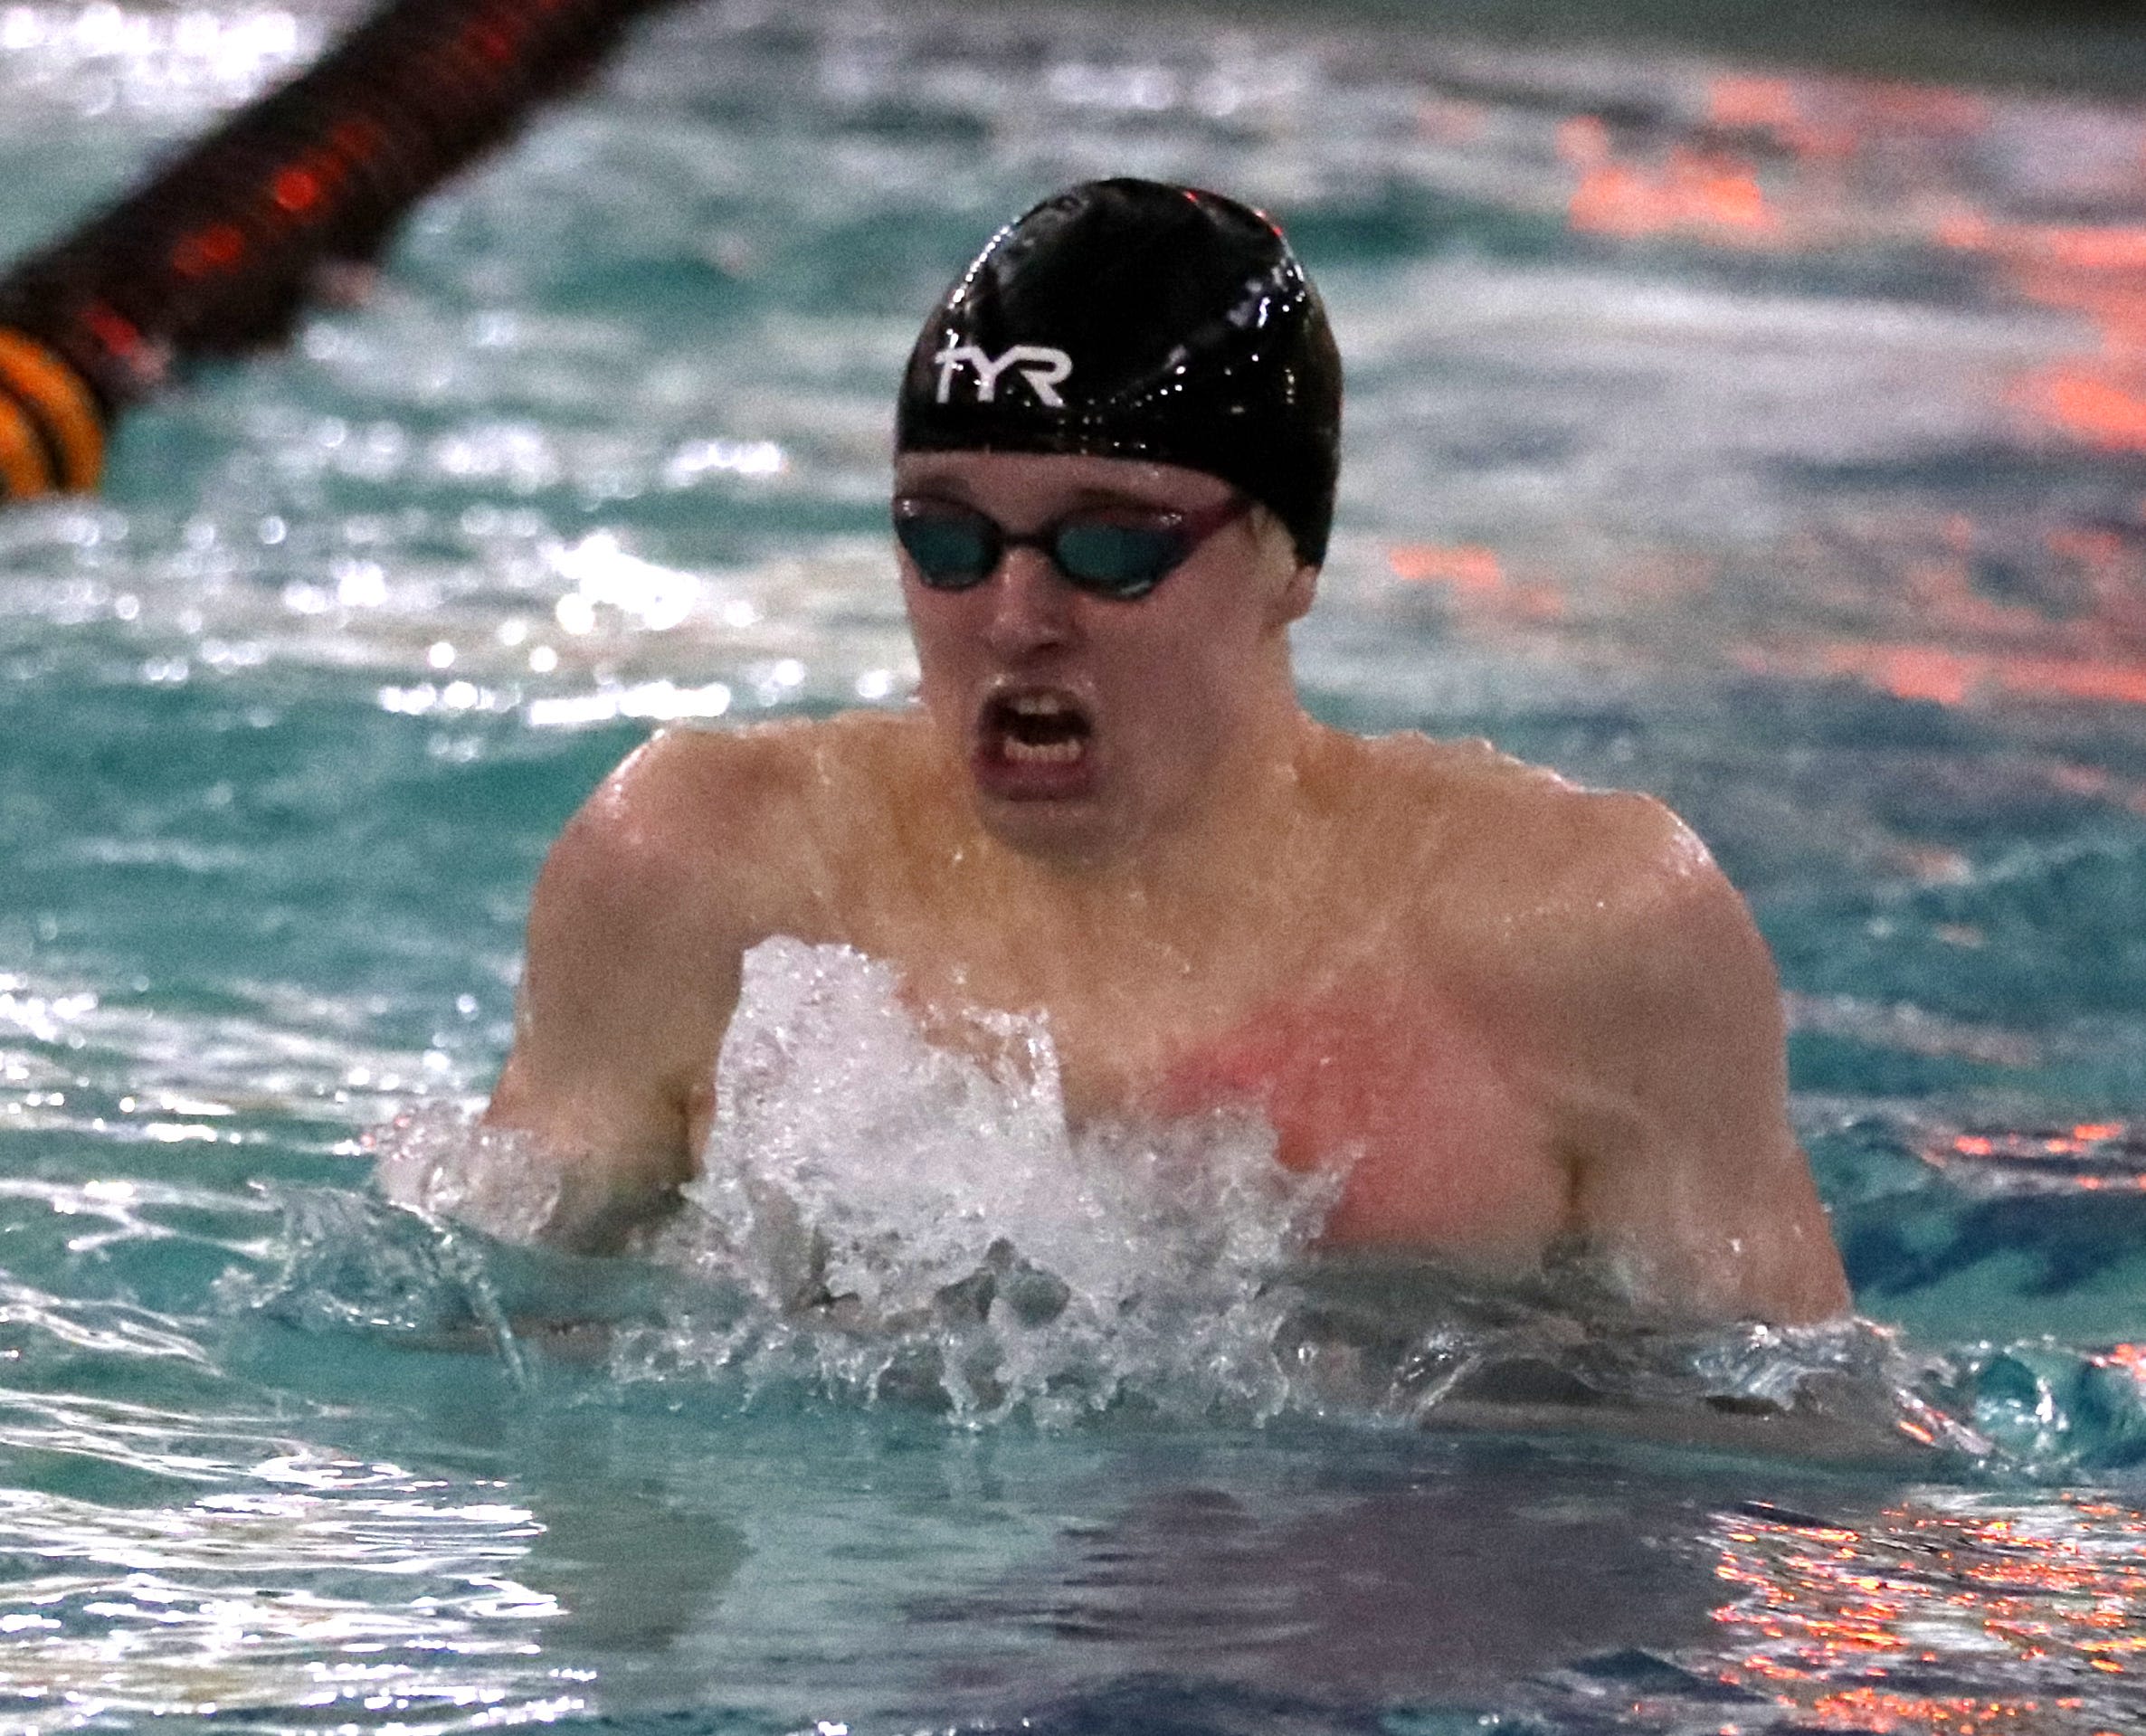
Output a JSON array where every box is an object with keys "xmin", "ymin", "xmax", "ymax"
[
  {"xmin": 373, "ymin": 1110, "xmax": 565, "ymax": 1247},
  {"xmin": 633, "ymin": 939, "xmax": 1339, "ymax": 1425},
  {"xmin": 358, "ymin": 943, "xmax": 2146, "ymax": 1462}
]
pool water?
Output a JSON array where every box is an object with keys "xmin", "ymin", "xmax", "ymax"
[{"xmin": 3, "ymin": 0, "xmax": 2146, "ymax": 1731}]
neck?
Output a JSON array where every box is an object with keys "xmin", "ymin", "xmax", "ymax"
[{"xmin": 964, "ymin": 699, "xmax": 1329, "ymax": 944}]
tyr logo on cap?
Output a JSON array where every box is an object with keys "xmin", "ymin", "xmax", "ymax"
[{"xmin": 933, "ymin": 340, "xmax": 1073, "ymax": 408}]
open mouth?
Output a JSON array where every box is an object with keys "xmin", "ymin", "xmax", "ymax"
[{"xmin": 975, "ymin": 688, "xmax": 1096, "ymax": 794}]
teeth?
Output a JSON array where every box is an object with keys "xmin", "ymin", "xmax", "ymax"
[
  {"xmin": 1007, "ymin": 694, "xmax": 1071, "ymax": 716},
  {"xmin": 1003, "ymin": 737, "xmax": 1084, "ymax": 764}
]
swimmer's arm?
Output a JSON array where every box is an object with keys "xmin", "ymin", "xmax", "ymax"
[
  {"xmin": 1561, "ymin": 809, "xmax": 1851, "ymax": 1325},
  {"xmin": 481, "ymin": 741, "xmax": 744, "ymax": 1253}
]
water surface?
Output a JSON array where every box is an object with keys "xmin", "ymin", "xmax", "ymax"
[{"xmin": 2, "ymin": 1, "xmax": 2145, "ymax": 1731}]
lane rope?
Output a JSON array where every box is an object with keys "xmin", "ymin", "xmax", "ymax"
[
  {"xmin": 0, "ymin": 329, "xmax": 106, "ymax": 497},
  {"xmin": 0, "ymin": 0, "xmax": 669, "ymax": 503}
]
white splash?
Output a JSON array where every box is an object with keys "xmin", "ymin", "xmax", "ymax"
[
  {"xmin": 372, "ymin": 1114, "xmax": 565, "ymax": 1247},
  {"xmin": 366, "ymin": 944, "xmax": 1970, "ymax": 1453},
  {"xmin": 633, "ymin": 938, "xmax": 1340, "ymax": 1425}
]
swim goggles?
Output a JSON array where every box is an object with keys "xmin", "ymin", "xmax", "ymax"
[{"xmin": 891, "ymin": 493, "xmax": 1253, "ymax": 601}]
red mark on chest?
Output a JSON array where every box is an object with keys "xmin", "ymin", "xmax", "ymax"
[{"xmin": 1149, "ymin": 982, "xmax": 1564, "ymax": 1255}]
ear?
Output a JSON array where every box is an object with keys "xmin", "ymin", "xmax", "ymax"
[
  {"xmin": 1247, "ymin": 507, "xmax": 1317, "ymax": 629},
  {"xmin": 1271, "ymin": 559, "xmax": 1319, "ymax": 628}
]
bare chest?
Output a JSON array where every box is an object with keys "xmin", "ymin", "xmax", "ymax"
[
  {"xmin": 774, "ymin": 740, "xmax": 1574, "ymax": 1263},
  {"xmin": 867, "ymin": 921, "xmax": 1572, "ymax": 1263},
  {"xmin": 1134, "ymin": 977, "xmax": 1571, "ymax": 1259}
]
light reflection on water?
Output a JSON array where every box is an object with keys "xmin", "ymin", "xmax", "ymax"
[
  {"xmin": 0, "ymin": 1477, "xmax": 561, "ymax": 1732},
  {"xmin": 2, "ymin": 0, "xmax": 2146, "ymax": 1731},
  {"xmin": 0, "ymin": 1327, "xmax": 571, "ymax": 1731},
  {"xmin": 1714, "ymin": 1491, "xmax": 2146, "ymax": 1734}
]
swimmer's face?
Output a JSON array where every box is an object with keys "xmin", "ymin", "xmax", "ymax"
[{"xmin": 894, "ymin": 450, "xmax": 1315, "ymax": 863}]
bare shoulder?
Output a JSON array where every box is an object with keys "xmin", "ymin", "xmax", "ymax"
[
  {"xmin": 1345, "ymin": 730, "xmax": 1768, "ymax": 1009},
  {"xmin": 1354, "ymin": 732, "xmax": 1719, "ymax": 910},
  {"xmin": 566, "ymin": 714, "xmax": 864, "ymax": 858},
  {"xmin": 536, "ymin": 710, "xmax": 924, "ymax": 947},
  {"xmin": 485, "ymin": 713, "xmax": 924, "ymax": 1249},
  {"xmin": 493, "ymin": 708, "xmax": 928, "ymax": 1165},
  {"xmin": 1353, "ymin": 735, "xmax": 1843, "ymax": 1322}
]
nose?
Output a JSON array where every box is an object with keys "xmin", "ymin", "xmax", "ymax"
[{"xmin": 983, "ymin": 545, "xmax": 1077, "ymax": 658}]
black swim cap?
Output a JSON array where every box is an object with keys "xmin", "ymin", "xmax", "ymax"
[{"xmin": 896, "ymin": 179, "xmax": 1343, "ymax": 568}]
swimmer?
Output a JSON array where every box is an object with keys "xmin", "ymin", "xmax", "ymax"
[{"xmin": 481, "ymin": 178, "xmax": 1851, "ymax": 1323}]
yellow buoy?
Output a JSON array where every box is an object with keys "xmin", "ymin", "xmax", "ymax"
[{"xmin": 0, "ymin": 328, "xmax": 105, "ymax": 498}]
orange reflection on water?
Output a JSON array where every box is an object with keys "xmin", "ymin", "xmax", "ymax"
[
  {"xmin": 1938, "ymin": 214, "xmax": 2146, "ymax": 458},
  {"xmin": 1386, "ymin": 543, "xmax": 1565, "ymax": 621},
  {"xmin": 1711, "ymin": 1494, "xmax": 2146, "ymax": 1733},
  {"xmin": 1561, "ymin": 116, "xmax": 1779, "ymax": 243},
  {"xmin": 1733, "ymin": 640, "xmax": 2146, "ymax": 713},
  {"xmin": 1923, "ymin": 1123, "xmax": 2146, "ymax": 1192},
  {"xmin": 1526, "ymin": 71, "xmax": 2146, "ymax": 711},
  {"xmin": 1562, "ymin": 66, "xmax": 2146, "ymax": 474},
  {"xmin": 1707, "ymin": 77, "xmax": 1810, "ymax": 143},
  {"xmin": 1553, "ymin": 63, "xmax": 2146, "ymax": 474},
  {"xmin": 1723, "ymin": 508, "xmax": 2146, "ymax": 710},
  {"xmin": 2018, "ymin": 375, "xmax": 2146, "ymax": 457},
  {"xmin": 1950, "ymin": 1124, "xmax": 2127, "ymax": 1161},
  {"xmin": 1389, "ymin": 542, "xmax": 1503, "ymax": 593},
  {"xmin": 1558, "ymin": 73, "xmax": 1994, "ymax": 254},
  {"xmin": 2018, "ymin": 371, "xmax": 2146, "ymax": 454}
]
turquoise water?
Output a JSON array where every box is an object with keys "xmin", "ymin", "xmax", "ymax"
[{"xmin": 5, "ymin": 0, "xmax": 2146, "ymax": 1730}]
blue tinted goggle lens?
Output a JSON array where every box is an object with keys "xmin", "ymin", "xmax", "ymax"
[{"xmin": 894, "ymin": 507, "xmax": 1192, "ymax": 601}]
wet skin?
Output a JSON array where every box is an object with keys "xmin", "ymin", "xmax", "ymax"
[{"xmin": 482, "ymin": 451, "xmax": 1850, "ymax": 1323}]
